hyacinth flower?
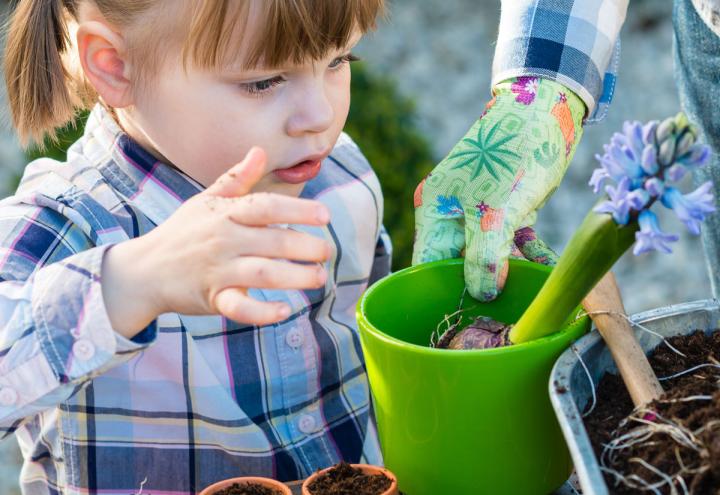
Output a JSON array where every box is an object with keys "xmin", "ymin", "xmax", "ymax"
[
  {"xmin": 450, "ymin": 113, "xmax": 715, "ymax": 348},
  {"xmin": 504, "ymin": 113, "xmax": 716, "ymax": 344}
]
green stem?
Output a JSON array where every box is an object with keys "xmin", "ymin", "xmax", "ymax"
[{"xmin": 509, "ymin": 211, "xmax": 637, "ymax": 344}]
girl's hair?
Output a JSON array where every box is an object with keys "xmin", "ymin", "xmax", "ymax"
[{"xmin": 4, "ymin": 0, "xmax": 384, "ymax": 147}]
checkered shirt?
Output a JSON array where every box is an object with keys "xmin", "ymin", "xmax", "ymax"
[
  {"xmin": 0, "ymin": 104, "xmax": 391, "ymax": 494},
  {"xmin": 493, "ymin": 0, "xmax": 629, "ymax": 123}
]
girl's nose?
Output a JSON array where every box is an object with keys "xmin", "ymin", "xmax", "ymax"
[{"xmin": 286, "ymin": 83, "xmax": 335, "ymax": 137}]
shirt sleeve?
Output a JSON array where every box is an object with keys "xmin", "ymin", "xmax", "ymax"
[
  {"xmin": 0, "ymin": 202, "xmax": 156, "ymax": 437},
  {"xmin": 492, "ymin": 0, "xmax": 629, "ymax": 123},
  {"xmin": 368, "ymin": 225, "xmax": 392, "ymax": 286}
]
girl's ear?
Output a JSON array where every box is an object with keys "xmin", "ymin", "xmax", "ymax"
[{"xmin": 76, "ymin": 21, "xmax": 134, "ymax": 108}]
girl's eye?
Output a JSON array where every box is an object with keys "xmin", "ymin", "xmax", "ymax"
[
  {"xmin": 329, "ymin": 53, "xmax": 361, "ymax": 70},
  {"xmin": 239, "ymin": 76, "xmax": 285, "ymax": 96}
]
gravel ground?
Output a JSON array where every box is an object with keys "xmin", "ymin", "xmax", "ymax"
[{"xmin": 0, "ymin": 1, "xmax": 708, "ymax": 493}]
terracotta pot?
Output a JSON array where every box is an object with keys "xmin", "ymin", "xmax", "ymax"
[
  {"xmin": 199, "ymin": 476, "xmax": 292, "ymax": 495},
  {"xmin": 301, "ymin": 464, "xmax": 398, "ymax": 495}
]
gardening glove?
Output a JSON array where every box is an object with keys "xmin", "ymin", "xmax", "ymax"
[{"xmin": 412, "ymin": 77, "xmax": 585, "ymax": 301}]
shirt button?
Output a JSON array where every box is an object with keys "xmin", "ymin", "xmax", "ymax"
[
  {"xmin": 298, "ymin": 414, "xmax": 317, "ymax": 434},
  {"xmin": 285, "ymin": 329, "xmax": 304, "ymax": 349},
  {"xmin": 0, "ymin": 387, "xmax": 18, "ymax": 406},
  {"xmin": 72, "ymin": 339, "xmax": 95, "ymax": 361}
]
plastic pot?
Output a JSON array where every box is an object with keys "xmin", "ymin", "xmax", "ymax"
[{"xmin": 356, "ymin": 258, "xmax": 590, "ymax": 495}]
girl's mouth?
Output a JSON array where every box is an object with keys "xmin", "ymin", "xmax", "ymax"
[{"xmin": 273, "ymin": 159, "xmax": 323, "ymax": 184}]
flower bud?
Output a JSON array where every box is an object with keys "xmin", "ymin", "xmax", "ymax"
[
  {"xmin": 644, "ymin": 177, "xmax": 665, "ymax": 197},
  {"xmin": 642, "ymin": 121, "xmax": 658, "ymax": 145},
  {"xmin": 667, "ymin": 164, "xmax": 687, "ymax": 182},
  {"xmin": 675, "ymin": 131, "xmax": 694, "ymax": 157},
  {"xmin": 673, "ymin": 112, "xmax": 690, "ymax": 133},
  {"xmin": 640, "ymin": 146, "xmax": 658, "ymax": 175},
  {"xmin": 656, "ymin": 118, "xmax": 676, "ymax": 143},
  {"xmin": 658, "ymin": 138, "xmax": 677, "ymax": 167},
  {"xmin": 628, "ymin": 189, "xmax": 650, "ymax": 211}
]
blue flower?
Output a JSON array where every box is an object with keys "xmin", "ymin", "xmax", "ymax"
[
  {"xmin": 640, "ymin": 146, "xmax": 659, "ymax": 175},
  {"xmin": 633, "ymin": 210, "xmax": 679, "ymax": 255},
  {"xmin": 666, "ymin": 164, "xmax": 687, "ymax": 182},
  {"xmin": 590, "ymin": 114, "xmax": 715, "ymax": 257},
  {"xmin": 436, "ymin": 195, "xmax": 464, "ymax": 217},
  {"xmin": 644, "ymin": 177, "xmax": 665, "ymax": 197},
  {"xmin": 589, "ymin": 167, "xmax": 610, "ymax": 194},
  {"xmin": 661, "ymin": 182, "xmax": 716, "ymax": 235},
  {"xmin": 594, "ymin": 177, "xmax": 634, "ymax": 225},
  {"xmin": 678, "ymin": 143, "xmax": 711, "ymax": 169},
  {"xmin": 641, "ymin": 121, "xmax": 658, "ymax": 146},
  {"xmin": 627, "ymin": 189, "xmax": 650, "ymax": 211}
]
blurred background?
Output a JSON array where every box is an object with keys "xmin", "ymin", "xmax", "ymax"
[{"xmin": 0, "ymin": 1, "xmax": 707, "ymax": 493}]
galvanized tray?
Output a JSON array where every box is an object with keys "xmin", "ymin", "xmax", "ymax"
[{"xmin": 549, "ymin": 299, "xmax": 720, "ymax": 495}]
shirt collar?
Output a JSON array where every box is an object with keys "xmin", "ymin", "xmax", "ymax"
[{"xmin": 82, "ymin": 104, "xmax": 204, "ymax": 225}]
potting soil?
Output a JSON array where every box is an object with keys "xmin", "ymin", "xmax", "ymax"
[
  {"xmin": 586, "ymin": 330, "xmax": 720, "ymax": 494},
  {"xmin": 305, "ymin": 462, "xmax": 391, "ymax": 495},
  {"xmin": 214, "ymin": 482, "xmax": 283, "ymax": 495}
]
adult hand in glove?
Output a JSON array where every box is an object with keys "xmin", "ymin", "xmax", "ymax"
[{"xmin": 412, "ymin": 77, "xmax": 586, "ymax": 301}]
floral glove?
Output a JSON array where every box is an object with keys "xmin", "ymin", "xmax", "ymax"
[{"xmin": 412, "ymin": 77, "xmax": 586, "ymax": 301}]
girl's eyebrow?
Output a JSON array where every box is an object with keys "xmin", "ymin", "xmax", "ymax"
[
  {"xmin": 223, "ymin": 45, "xmax": 359, "ymax": 78},
  {"xmin": 222, "ymin": 27, "xmax": 363, "ymax": 77}
]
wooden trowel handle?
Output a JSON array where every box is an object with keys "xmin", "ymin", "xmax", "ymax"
[{"xmin": 582, "ymin": 272, "xmax": 663, "ymax": 407}]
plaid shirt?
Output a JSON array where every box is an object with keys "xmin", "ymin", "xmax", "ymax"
[
  {"xmin": 0, "ymin": 105, "xmax": 391, "ymax": 494},
  {"xmin": 493, "ymin": 0, "xmax": 629, "ymax": 123}
]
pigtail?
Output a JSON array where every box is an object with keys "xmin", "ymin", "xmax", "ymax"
[{"xmin": 4, "ymin": 0, "xmax": 81, "ymax": 147}]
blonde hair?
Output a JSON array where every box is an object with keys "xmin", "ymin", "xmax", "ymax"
[{"xmin": 4, "ymin": 0, "xmax": 384, "ymax": 147}]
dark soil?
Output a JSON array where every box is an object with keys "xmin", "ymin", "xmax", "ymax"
[
  {"xmin": 305, "ymin": 462, "xmax": 392, "ymax": 495},
  {"xmin": 214, "ymin": 482, "xmax": 283, "ymax": 495},
  {"xmin": 585, "ymin": 330, "xmax": 720, "ymax": 494}
]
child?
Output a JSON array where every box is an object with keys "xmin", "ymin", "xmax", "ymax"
[{"xmin": 0, "ymin": 0, "xmax": 388, "ymax": 493}]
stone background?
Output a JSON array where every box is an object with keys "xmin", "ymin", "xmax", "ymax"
[{"xmin": 0, "ymin": 1, "xmax": 706, "ymax": 493}]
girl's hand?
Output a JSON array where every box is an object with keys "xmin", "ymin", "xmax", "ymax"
[{"xmin": 102, "ymin": 147, "xmax": 331, "ymax": 337}]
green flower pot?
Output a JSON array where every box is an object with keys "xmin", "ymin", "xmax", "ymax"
[{"xmin": 357, "ymin": 258, "xmax": 590, "ymax": 495}]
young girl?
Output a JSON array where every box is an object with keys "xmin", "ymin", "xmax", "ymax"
[{"xmin": 1, "ymin": 0, "xmax": 388, "ymax": 493}]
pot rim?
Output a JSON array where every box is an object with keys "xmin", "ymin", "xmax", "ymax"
[
  {"xmin": 357, "ymin": 258, "xmax": 588, "ymax": 357},
  {"xmin": 301, "ymin": 463, "xmax": 398, "ymax": 495},
  {"xmin": 198, "ymin": 476, "xmax": 292, "ymax": 495}
]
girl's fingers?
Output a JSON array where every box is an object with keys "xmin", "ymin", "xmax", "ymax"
[
  {"xmin": 218, "ymin": 257, "xmax": 327, "ymax": 290},
  {"xmin": 205, "ymin": 147, "xmax": 267, "ymax": 198},
  {"xmin": 226, "ymin": 193, "xmax": 330, "ymax": 227},
  {"xmin": 234, "ymin": 227, "xmax": 331, "ymax": 262},
  {"xmin": 213, "ymin": 287, "xmax": 291, "ymax": 325}
]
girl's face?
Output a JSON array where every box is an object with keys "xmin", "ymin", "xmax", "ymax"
[{"xmin": 118, "ymin": 33, "xmax": 361, "ymax": 197}]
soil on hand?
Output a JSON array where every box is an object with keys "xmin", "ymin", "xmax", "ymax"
[
  {"xmin": 306, "ymin": 462, "xmax": 391, "ymax": 495},
  {"xmin": 585, "ymin": 330, "xmax": 720, "ymax": 494},
  {"xmin": 214, "ymin": 482, "xmax": 283, "ymax": 495}
]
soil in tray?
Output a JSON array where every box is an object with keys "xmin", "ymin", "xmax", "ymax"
[
  {"xmin": 215, "ymin": 483, "xmax": 283, "ymax": 495},
  {"xmin": 305, "ymin": 462, "xmax": 392, "ymax": 495},
  {"xmin": 585, "ymin": 329, "xmax": 720, "ymax": 494}
]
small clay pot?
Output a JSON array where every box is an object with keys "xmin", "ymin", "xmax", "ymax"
[
  {"xmin": 301, "ymin": 464, "xmax": 398, "ymax": 495},
  {"xmin": 199, "ymin": 476, "xmax": 292, "ymax": 495}
]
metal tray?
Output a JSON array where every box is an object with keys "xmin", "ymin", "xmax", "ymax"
[{"xmin": 549, "ymin": 299, "xmax": 720, "ymax": 495}]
